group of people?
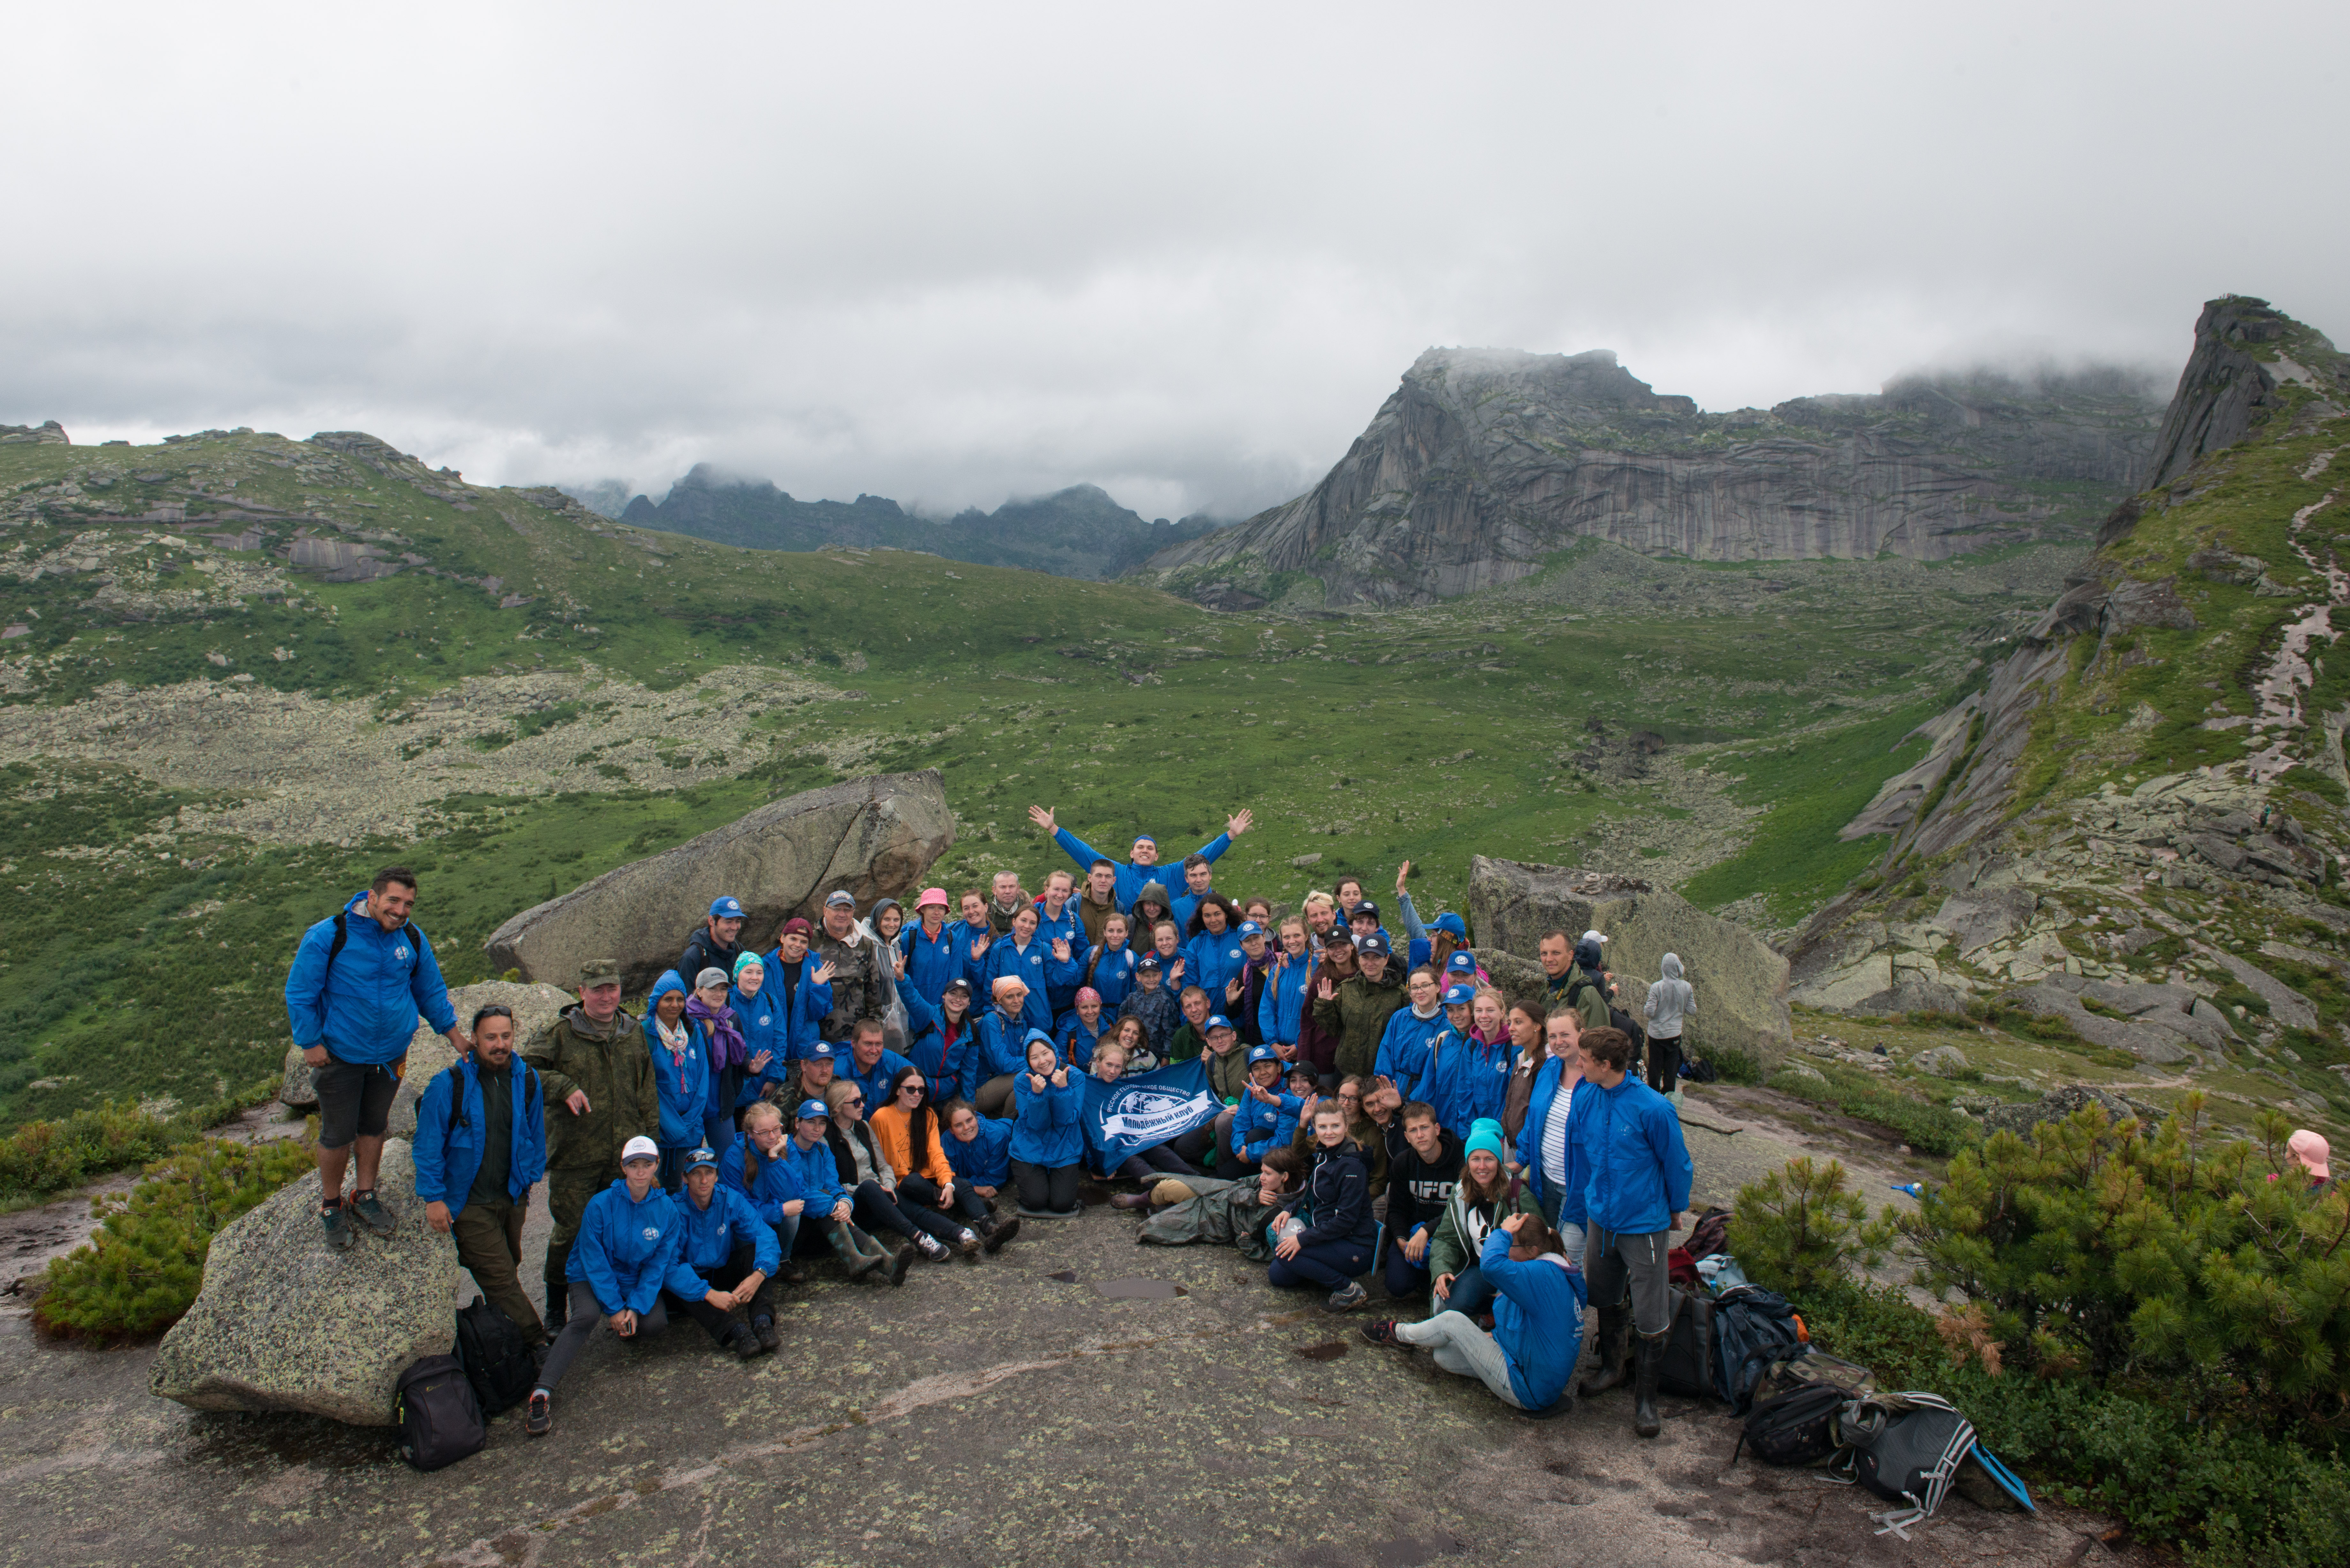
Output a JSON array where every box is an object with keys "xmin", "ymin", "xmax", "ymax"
[{"xmin": 284, "ymin": 820, "xmax": 1706, "ymax": 1438}]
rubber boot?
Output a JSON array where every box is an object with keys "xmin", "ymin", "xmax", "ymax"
[
  {"xmin": 1633, "ymin": 1332, "xmax": 1665, "ymax": 1438},
  {"xmin": 824, "ymin": 1221, "xmax": 888, "ymax": 1280},
  {"xmin": 1580, "ymin": 1303, "xmax": 1632, "ymax": 1396}
]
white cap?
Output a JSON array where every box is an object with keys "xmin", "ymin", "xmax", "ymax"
[
  {"xmin": 1581, "ymin": 929, "xmax": 1608, "ymax": 945},
  {"xmin": 621, "ymin": 1135, "xmax": 659, "ymax": 1163}
]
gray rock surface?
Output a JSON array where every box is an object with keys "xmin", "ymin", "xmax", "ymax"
[
  {"xmin": 385, "ymin": 981, "xmax": 576, "ymax": 1139},
  {"xmin": 278, "ymin": 1042, "xmax": 318, "ymax": 1112},
  {"xmin": 2002, "ymin": 975, "xmax": 2233, "ymax": 1065},
  {"xmin": 1911, "ymin": 1045, "xmax": 1970, "ymax": 1076},
  {"xmin": 1938, "ymin": 886, "xmax": 2038, "ymax": 955},
  {"xmin": 1466, "ymin": 857, "xmax": 1791, "ymax": 1066},
  {"xmin": 1982, "ymin": 1085, "xmax": 2152, "ymax": 1139},
  {"xmin": 1144, "ymin": 348, "xmax": 2159, "ymax": 607},
  {"xmin": 0, "ymin": 420, "xmax": 69, "ymax": 446},
  {"xmin": 148, "ymin": 1140, "xmax": 457, "ymax": 1426},
  {"xmin": 485, "ymin": 770, "xmax": 954, "ymax": 992}
]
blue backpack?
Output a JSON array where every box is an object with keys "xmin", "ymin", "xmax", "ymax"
[{"xmin": 1712, "ymin": 1283, "xmax": 1808, "ymax": 1413}]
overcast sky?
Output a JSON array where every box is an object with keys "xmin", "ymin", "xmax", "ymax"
[{"xmin": 7, "ymin": 2, "xmax": 2345, "ymax": 522}]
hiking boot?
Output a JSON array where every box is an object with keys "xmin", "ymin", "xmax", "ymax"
[
  {"xmin": 542, "ymin": 1286, "xmax": 567, "ymax": 1332},
  {"xmin": 955, "ymin": 1228, "xmax": 983, "ymax": 1260},
  {"xmin": 1109, "ymin": 1191, "xmax": 1153, "ymax": 1211},
  {"xmin": 1324, "ymin": 1281, "xmax": 1369, "ymax": 1313},
  {"xmin": 525, "ymin": 1391, "xmax": 552, "ymax": 1438},
  {"xmin": 320, "ymin": 1203, "xmax": 354, "ymax": 1252},
  {"xmin": 347, "ymin": 1190, "xmax": 398, "ymax": 1238},
  {"xmin": 914, "ymin": 1233, "xmax": 953, "ymax": 1263},
  {"xmin": 1581, "ymin": 1304, "xmax": 1632, "ymax": 1396},
  {"xmin": 1360, "ymin": 1318, "xmax": 1411, "ymax": 1349},
  {"xmin": 1633, "ymin": 1333, "xmax": 1664, "ymax": 1439},
  {"xmin": 982, "ymin": 1216, "xmax": 1020, "ymax": 1253},
  {"xmin": 752, "ymin": 1315, "xmax": 780, "ymax": 1353},
  {"xmin": 886, "ymin": 1246, "xmax": 915, "ymax": 1287},
  {"xmin": 778, "ymin": 1263, "xmax": 810, "ymax": 1285},
  {"xmin": 722, "ymin": 1324, "xmax": 762, "ymax": 1361}
]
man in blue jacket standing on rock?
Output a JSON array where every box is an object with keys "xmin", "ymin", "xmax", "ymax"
[
  {"xmin": 1571, "ymin": 1026, "xmax": 1693, "ymax": 1440},
  {"xmin": 414, "ymin": 1003, "xmax": 548, "ymax": 1341},
  {"xmin": 284, "ymin": 866, "xmax": 469, "ymax": 1251}
]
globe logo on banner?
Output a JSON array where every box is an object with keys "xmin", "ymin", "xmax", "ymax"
[{"xmin": 1081, "ymin": 1059, "xmax": 1220, "ymax": 1167}]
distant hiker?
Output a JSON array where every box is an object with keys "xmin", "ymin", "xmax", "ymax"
[
  {"xmin": 1362, "ymin": 1211, "xmax": 1584, "ymax": 1414},
  {"xmin": 2288, "ymin": 1128, "xmax": 2333, "ymax": 1192},
  {"xmin": 523, "ymin": 957, "xmax": 659, "ymax": 1331},
  {"xmin": 1314, "ymin": 932, "xmax": 1406, "ymax": 1085},
  {"xmin": 414, "ymin": 1004, "xmax": 548, "ymax": 1341},
  {"xmin": 678, "ymin": 895, "xmax": 747, "ymax": 998},
  {"xmin": 815, "ymin": 891, "xmax": 888, "ymax": 1043},
  {"xmin": 1009, "ymin": 1033, "xmax": 1084, "ymax": 1217},
  {"xmin": 1573, "ymin": 1025, "xmax": 1694, "ymax": 1440},
  {"xmin": 1642, "ymin": 953, "xmax": 1695, "ymax": 1095},
  {"xmin": 661, "ymin": 1143, "xmax": 781, "ymax": 1360},
  {"xmin": 284, "ymin": 865, "xmax": 467, "ymax": 1251},
  {"xmin": 1541, "ymin": 929, "xmax": 1612, "ymax": 1033},
  {"xmin": 1267, "ymin": 1103, "xmax": 1377, "ymax": 1312},
  {"xmin": 643, "ymin": 970, "xmax": 710, "ymax": 1192},
  {"xmin": 1029, "ymin": 803, "xmax": 1253, "ymax": 914},
  {"xmin": 526, "ymin": 1136, "xmax": 678, "ymax": 1438}
]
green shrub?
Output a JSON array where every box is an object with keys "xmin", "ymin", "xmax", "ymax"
[
  {"xmin": 33, "ymin": 1131, "xmax": 315, "ymax": 1341},
  {"xmin": 0, "ymin": 1078, "xmax": 278, "ymax": 1207},
  {"xmin": 1729, "ymin": 1155, "xmax": 1894, "ymax": 1294},
  {"xmin": 1765, "ymin": 1062, "xmax": 1980, "ymax": 1155},
  {"xmin": 1700, "ymin": 1041, "xmax": 1763, "ymax": 1085}
]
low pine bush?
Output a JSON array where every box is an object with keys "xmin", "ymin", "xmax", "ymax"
[
  {"xmin": 33, "ymin": 1131, "xmax": 315, "ymax": 1341},
  {"xmin": 1698, "ymin": 1041, "xmax": 1764, "ymax": 1085},
  {"xmin": 1728, "ymin": 1154, "xmax": 1894, "ymax": 1295},
  {"xmin": 0, "ymin": 1078, "xmax": 279, "ymax": 1207}
]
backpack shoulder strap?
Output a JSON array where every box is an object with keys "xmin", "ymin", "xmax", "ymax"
[{"xmin": 324, "ymin": 909, "xmax": 351, "ymax": 977}]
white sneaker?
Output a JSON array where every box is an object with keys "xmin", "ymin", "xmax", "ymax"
[{"xmin": 917, "ymin": 1234, "xmax": 952, "ymax": 1262}]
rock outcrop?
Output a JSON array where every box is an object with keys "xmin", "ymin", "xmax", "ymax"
[
  {"xmin": 1466, "ymin": 857, "xmax": 1792, "ymax": 1067},
  {"xmin": 0, "ymin": 420, "xmax": 69, "ymax": 445},
  {"xmin": 1143, "ymin": 349, "xmax": 2162, "ymax": 606},
  {"xmin": 148, "ymin": 1140, "xmax": 457, "ymax": 1426},
  {"xmin": 485, "ymin": 770, "xmax": 954, "ymax": 993}
]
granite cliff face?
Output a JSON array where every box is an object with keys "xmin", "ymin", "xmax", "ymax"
[{"xmin": 1142, "ymin": 347, "xmax": 2163, "ymax": 607}]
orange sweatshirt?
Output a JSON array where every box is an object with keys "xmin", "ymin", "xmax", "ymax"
[{"xmin": 869, "ymin": 1103, "xmax": 954, "ymax": 1186}]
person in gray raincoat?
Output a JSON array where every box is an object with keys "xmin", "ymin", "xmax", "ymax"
[{"xmin": 1135, "ymin": 1144, "xmax": 1305, "ymax": 1257}]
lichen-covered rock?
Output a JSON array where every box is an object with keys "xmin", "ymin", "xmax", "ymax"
[
  {"xmin": 1981, "ymin": 1086, "xmax": 2151, "ymax": 1140},
  {"xmin": 485, "ymin": 770, "xmax": 954, "ymax": 993},
  {"xmin": 1911, "ymin": 1045, "xmax": 1970, "ymax": 1077},
  {"xmin": 278, "ymin": 1042, "xmax": 318, "ymax": 1112},
  {"xmin": 385, "ymin": 981, "xmax": 575, "ymax": 1140},
  {"xmin": 148, "ymin": 1141, "xmax": 456, "ymax": 1426},
  {"xmin": 1466, "ymin": 857, "xmax": 1791, "ymax": 1068}
]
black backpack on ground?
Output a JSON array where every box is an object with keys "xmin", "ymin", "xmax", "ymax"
[
  {"xmin": 1683, "ymin": 1206, "xmax": 1732, "ymax": 1262},
  {"xmin": 1712, "ymin": 1284, "xmax": 1808, "ymax": 1413},
  {"xmin": 395, "ymin": 1353, "xmax": 485, "ymax": 1471},
  {"xmin": 1655, "ymin": 1286, "xmax": 1718, "ymax": 1399},
  {"xmin": 453, "ymin": 1295, "xmax": 538, "ymax": 1418},
  {"xmin": 1734, "ymin": 1382, "xmax": 1848, "ymax": 1468},
  {"xmin": 1836, "ymin": 1392, "xmax": 1978, "ymax": 1540}
]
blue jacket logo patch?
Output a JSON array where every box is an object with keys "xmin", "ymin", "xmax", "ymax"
[
  {"xmin": 394, "ymin": 945, "xmax": 410, "ymax": 962},
  {"xmin": 641, "ymin": 1225, "xmax": 659, "ymax": 1240}
]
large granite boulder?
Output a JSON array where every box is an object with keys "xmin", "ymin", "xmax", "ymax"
[
  {"xmin": 484, "ymin": 770, "xmax": 954, "ymax": 993},
  {"xmin": 1467, "ymin": 857, "xmax": 1792, "ymax": 1067},
  {"xmin": 1982, "ymin": 1085, "xmax": 2157, "ymax": 1140},
  {"xmin": 149, "ymin": 1141, "xmax": 456, "ymax": 1426},
  {"xmin": 385, "ymin": 980, "xmax": 576, "ymax": 1139},
  {"xmin": 1999, "ymin": 974, "xmax": 2233, "ymax": 1067}
]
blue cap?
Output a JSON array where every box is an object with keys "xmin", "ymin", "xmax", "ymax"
[
  {"xmin": 1445, "ymin": 951, "xmax": 1478, "ymax": 975},
  {"xmin": 684, "ymin": 1145, "xmax": 719, "ymax": 1172},
  {"xmin": 795, "ymin": 1098, "xmax": 830, "ymax": 1121},
  {"xmin": 1206, "ymin": 1013, "xmax": 1235, "ymax": 1032},
  {"xmin": 709, "ymin": 896, "xmax": 745, "ymax": 919},
  {"xmin": 1238, "ymin": 921, "xmax": 1265, "ymax": 939},
  {"xmin": 1247, "ymin": 1044, "xmax": 1278, "ymax": 1065},
  {"xmin": 1350, "ymin": 900, "xmax": 1381, "ymax": 923},
  {"xmin": 1354, "ymin": 933, "xmax": 1390, "ymax": 957},
  {"xmin": 1443, "ymin": 983, "xmax": 1475, "ymax": 1006},
  {"xmin": 807, "ymin": 1041, "xmax": 836, "ymax": 1059},
  {"xmin": 1137, "ymin": 953, "xmax": 1163, "ymax": 971},
  {"xmin": 1433, "ymin": 912, "xmax": 1468, "ymax": 939}
]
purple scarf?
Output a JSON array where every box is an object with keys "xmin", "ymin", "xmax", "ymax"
[{"xmin": 686, "ymin": 994, "xmax": 746, "ymax": 1071}]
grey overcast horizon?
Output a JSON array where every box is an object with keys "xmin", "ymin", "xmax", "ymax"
[{"xmin": 6, "ymin": 0, "xmax": 2345, "ymax": 527}]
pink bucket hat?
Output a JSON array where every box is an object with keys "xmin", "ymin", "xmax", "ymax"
[
  {"xmin": 914, "ymin": 887, "xmax": 949, "ymax": 911},
  {"xmin": 2288, "ymin": 1128, "xmax": 2331, "ymax": 1180}
]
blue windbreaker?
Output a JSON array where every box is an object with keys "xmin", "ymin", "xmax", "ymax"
[
  {"xmin": 1031, "ymin": 898, "xmax": 1086, "ymax": 1008},
  {"xmin": 1233, "ymin": 1088, "xmax": 1305, "ymax": 1158},
  {"xmin": 784, "ymin": 1133, "xmax": 851, "ymax": 1212},
  {"xmin": 898, "ymin": 918, "xmax": 964, "ymax": 1010},
  {"xmin": 1574, "ymin": 1074, "xmax": 1693, "ymax": 1235},
  {"xmin": 839, "ymin": 1046, "xmax": 918, "ymax": 1115},
  {"xmin": 968, "ymin": 1007, "xmax": 1036, "ymax": 1084},
  {"xmin": 899, "ymin": 987, "xmax": 974, "ymax": 1103},
  {"xmin": 1482, "ymin": 1229, "xmax": 1587, "ymax": 1410},
  {"xmin": 749, "ymin": 956, "xmax": 834, "ymax": 1060},
  {"xmin": 1080, "ymin": 941, "xmax": 1140, "ymax": 1011},
  {"xmin": 1056, "ymin": 1008, "xmax": 1109, "ymax": 1069},
  {"xmin": 944, "ymin": 1114, "xmax": 1013, "ymax": 1188},
  {"xmin": 1010, "ymin": 1069, "xmax": 1082, "ymax": 1166},
  {"xmin": 973, "ymin": 937, "xmax": 1072, "ymax": 1033},
  {"xmin": 411, "ymin": 1056, "xmax": 547, "ymax": 1217},
  {"xmin": 1256, "ymin": 957, "xmax": 1312, "ymax": 1046},
  {"xmin": 663, "ymin": 1182, "xmax": 781, "ymax": 1297},
  {"xmin": 643, "ymin": 972, "xmax": 711, "ymax": 1150},
  {"xmin": 1423, "ymin": 1027, "xmax": 1514, "ymax": 1138},
  {"xmin": 1052, "ymin": 826, "xmax": 1231, "ymax": 914},
  {"xmin": 1513, "ymin": 1059, "xmax": 1595, "ymax": 1218},
  {"xmin": 566, "ymin": 1179, "xmax": 683, "ymax": 1316},
  {"xmin": 1375, "ymin": 1005, "xmax": 1449, "ymax": 1105},
  {"xmin": 283, "ymin": 890, "xmax": 457, "ymax": 1066},
  {"xmin": 1183, "ymin": 927, "xmax": 1249, "ymax": 1010},
  {"xmin": 716, "ymin": 1131, "xmax": 807, "ymax": 1227}
]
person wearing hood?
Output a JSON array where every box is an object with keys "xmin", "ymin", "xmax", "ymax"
[
  {"xmin": 1428, "ymin": 1118, "xmax": 1542, "ymax": 1322},
  {"xmin": 900, "ymin": 975, "xmax": 978, "ymax": 1104},
  {"xmin": 643, "ymin": 971, "xmax": 712, "ymax": 1192},
  {"xmin": 1029, "ymin": 803, "xmax": 1252, "ymax": 914},
  {"xmin": 524, "ymin": 958, "xmax": 660, "ymax": 1332},
  {"xmin": 1374, "ymin": 968, "xmax": 1450, "ymax": 1107},
  {"xmin": 864, "ymin": 896, "xmax": 911, "ymax": 1049},
  {"xmin": 726, "ymin": 954, "xmax": 790, "ymax": 1111},
  {"xmin": 1268, "ymin": 1103, "xmax": 1379, "ymax": 1312},
  {"xmin": 1642, "ymin": 953, "xmax": 1695, "ymax": 1096},
  {"xmin": 1363, "ymin": 1213, "xmax": 1584, "ymax": 1414},
  {"xmin": 1129, "ymin": 884, "xmax": 1179, "ymax": 962},
  {"xmin": 1031, "ymin": 870, "xmax": 1087, "ymax": 1015},
  {"xmin": 717, "ymin": 1101, "xmax": 811, "ymax": 1282},
  {"xmin": 687, "ymin": 967, "xmax": 750, "ymax": 1149},
  {"xmin": 1424, "ymin": 985, "xmax": 1515, "ymax": 1138},
  {"xmin": 1009, "ymin": 1032, "xmax": 1084, "ymax": 1216},
  {"xmin": 1077, "ymin": 911, "xmax": 1141, "ymax": 1013},
  {"xmin": 898, "ymin": 889, "xmax": 963, "ymax": 1010},
  {"xmin": 661, "ymin": 1143, "xmax": 783, "ymax": 1359},
  {"xmin": 414, "ymin": 1003, "xmax": 549, "ymax": 1342},
  {"xmin": 526, "ymin": 1136, "xmax": 683, "ymax": 1437},
  {"xmin": 1381, "ymin": 1100, "xmax": 1462, "ymax": 1300},
  {"xmin": 1572, "ymin": 1025, "xmax": 1693, "ymax": 1440},
  {"xmin": 284, "ymin": 866, "xmax": 465, "ymax": 1250},
  {"xmin": 1314, "ymin": 934, "xmax": 1407, "ymax": 1086},
  {"xmin": 967, "ymin": 905, "xmax": 1072, "ymax": 1036},
  {"xmin": 677, "ymin": 896, "xmax": 747, "ymax": 1004}
]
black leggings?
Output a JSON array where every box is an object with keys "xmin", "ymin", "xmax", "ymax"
[
  {"xmin": 1011, "ymin": 1158, "xmax": 1080, "ymax": 1214},
  {"xmin": 901, "ymin": 1173, "xmax": 988, "ymax": 1229},
  {"xmin": 1645, "ymin": 1036, "xmax": 1680, "ymax": 1096},
  {"xmin": 852, "ymin": 1180, "xmax": 963, "ymax": 1245},
  {"xmin": 1111, "ymin": 1141, "xmax": 1198, "ymax": 1181}
]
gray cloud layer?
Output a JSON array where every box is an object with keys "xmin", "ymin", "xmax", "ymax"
[{"xmin": 6, "ymin": 1, "xmax": 2345, "ymax": 521}]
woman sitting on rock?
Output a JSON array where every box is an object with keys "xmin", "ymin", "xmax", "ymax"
[
  {"xmin": 871, "ymin": 1064, "xmax": 1010, "ymax": 1253},
  {"xmin": 1083, "ymin": 1039, "xmax": 1202, "ymax": 1200},
  {"xmin": 528, "ymin": 1135, "xmax": 682, "ymax": 1438},
  {"xmin": 1362, "ymin": 1211, "xmax": 1585, "ymax": 1415},
  {"xmin": 823, "ymin": 1079, "xmax": 975, "ymax": 1263},
  {"xmin": 1427, "ymin": 1118, "xmax": 1541, "ymax": 1324}
]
